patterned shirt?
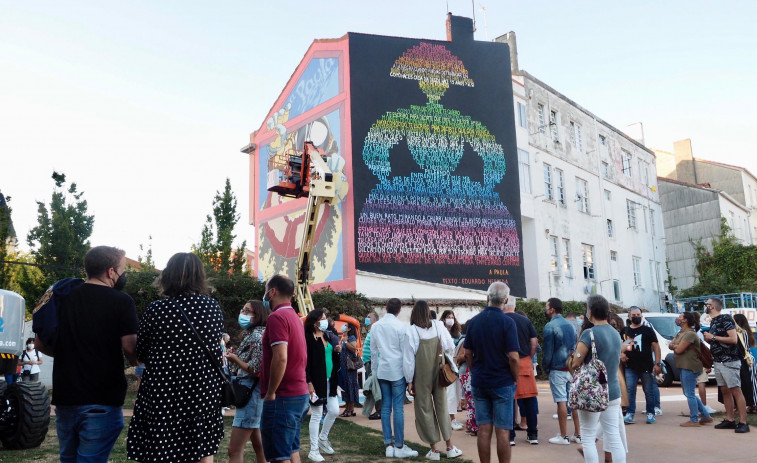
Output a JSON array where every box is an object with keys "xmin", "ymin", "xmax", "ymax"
[
  {"xmin": 235, "ymin": 326, "xmax": 265, "ymax": 377},
  {"xmin": 709, "ymin": 314, "xmax": 740, "ymax": 363}
]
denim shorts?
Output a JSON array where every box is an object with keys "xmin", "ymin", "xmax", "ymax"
[
  {"xmin": 549, "ymin": 370, "xmax": 572, "ymax": 403},
  {"xmin": 472, "ymin": 384, "xmax": 515, "ymax": 429},
  {"xmin": 233, "ymin": 378, "xmax": 263, "ymax": 429},
  {"xmin": 261, "ymin": 394, "xmax": 309, "ymax": 462},
  {"xmin": 714, "ymin": 361, "xmax": 741, "ymax": 388}
]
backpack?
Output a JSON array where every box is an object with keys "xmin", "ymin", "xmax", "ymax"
[
  {"xmin": 695, "ymin": 342, "xmax": 713, "ymax": 370},
  {"xmin": 32, "ymin": 277, "xmax": 85, "ymax": 355}
]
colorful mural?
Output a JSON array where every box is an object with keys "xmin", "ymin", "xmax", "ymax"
[
  {"xmin": 252, "ymin": 43, "xmax": 352, "ymax": 290},
  {"xmin": 349, "ymin": 34, "xmax": 524, "ymax": 293}
]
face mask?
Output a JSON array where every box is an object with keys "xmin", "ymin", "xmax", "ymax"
[
  {"xmin": 631, "ymin": 316, "xmax": 642, "ymax": 325},
  {"xmin": 114, "ymin": 271, "xmax": 127, "ymax": 291},
  {"xmin": 318, "ymin": 320, "xmax": 329, "ymax": 332},
  {"xmin": 364, "ymin": 317, "xmax": 371, "ymax": 326},
  {"xmin": 445, "ymin": 318, "xmax": 454, "ymax": 327},
  {"xmin": 238, "ymin": 314, "xmax": 251, "ymax": 329},
  {"xmin": 27, "ymin": 343, "xmax": 34, "ymax": 350},
  {"xmin": 705, "ymin": 306, "xmax": 712, "ymax": 314},
  {"xmin": 341, "ymin": 324, "xmax": 348, "ymax": 333},
  {"xmin": 262, "ymin": 289, "xmax": 271, "ymax": 310}
]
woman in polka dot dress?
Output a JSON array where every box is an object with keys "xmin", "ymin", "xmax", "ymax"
[{"xmin": 127, "ymin": 253, "xmax": 224, "ymax": 463}]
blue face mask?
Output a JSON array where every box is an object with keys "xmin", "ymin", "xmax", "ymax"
[
  {"xmin": 341, "ymin": 324, "xmax": 349, "ymax": 333},
  {"xmin": 364, "ymin": 317, "xmax": 371, "ymax": 326},
  {"xmin": 238, "ymin": 314, "xmax": 251, "ymax": 329},
  {"xmin": 262, "ymin": 289, "xmax": 271, "ymax": 310},
  {"xmin": 318, "ymin": 320, "xmax": 329, "ymax": 332}
]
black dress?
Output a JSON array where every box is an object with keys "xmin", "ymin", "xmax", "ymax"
[{"xmin": 127, "ymin": 294, "xmax": 224, "ymax": 463}]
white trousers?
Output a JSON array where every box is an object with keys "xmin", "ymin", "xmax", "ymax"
[
  {"xmin": 446, "ymin": 378, "xmax": 461, "ymax": 417},
  {"xmin": 309, "ymin": 395, "xmax": 339, "ymax": 451},
  {"xmin": 577, "ymin": 398, "xmax": 627, "ymax": 463}
]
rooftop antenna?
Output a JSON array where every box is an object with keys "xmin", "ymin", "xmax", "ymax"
[
  {"xmin": 471, "ymin": 0, "xmax": 477, "ymax": 32},
  {"xmin": 479, "ymin": 4, "xmax": 489, "ymax": 40}
]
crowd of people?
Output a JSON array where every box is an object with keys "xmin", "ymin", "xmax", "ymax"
[{"xmin": 37, "ymin": 245, "xmax": 757, "ymax": 463}]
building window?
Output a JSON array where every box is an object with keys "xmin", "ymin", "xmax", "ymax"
[
  {"xmin": 627, "ymin": 200, "xmax": 638, "ymax": 230},
  {"xmin": 639, "ymin": 160, "xmax": 649, "ymax": 186},
  {"xmin": 518, "ymin": 149, "xmax": 531, "ymax": 194},
  {"xmin": 621, "ymin": 150, "xmax": 632, "ymax": 176},
  {"xmin": 576, "ymin": 178, "xmax": 589, "ymax": 213},
  {"xmin": 610, "ymin": 250, "xmax": 618, "ymax": 261},
  {"xmin": 650, "ymin": 208, "xmax": 656, "ymax": 236},
  {"xmin": 604, "ymin": 189, "xmax": 611, "ymax": 201},
  {"xmin": 643, "ymin": 206, "xmax": 649, "ymax": 232},
  {"xmin": 582, "ymin": 244, "xmax": 595, "ymax": 280},
  {"xmin": 607, "ymin": 219, "xmax": 614, "ymax": 238},
  {"xmin": 601, "ymin": 161, "xmax": 611, "ymax": 179},
  {"xmin": 544, "ymin": 164, "xmax": 554, "ymax": 200},
  {"xmin": 649, "ymin": 260, "xmax": 657, "ymax": 291},
  {"xmin": 613, "ymin": 280, "xmax": 621, "ymax": 301},
  {"xmin": 632, "ymin": 257, "xmax": 642, "ymax": 287},
  {"xmin": 537, "ymin": 103, "xmax": 546, "ymax": 133},
  {"xmin": 550, "ymin": 110, "xmax": 559, "ymax": 143},
  {"xmin": 556, "ymin": 169, "xmax": 565, "ymax": 205},
  {"xmin": 517, "ymin": 102, "xmax": 527, "ymax": 128},
  {"xmin": 562, "ymin": 238, "xmax": 572, "ymax": 278},
  {"xmin": 599, "ymin": 135, "xmax": 607, "ymax": 146},
  {"xmin": 570, "ymin": 121, "xmax": 583, "ymax": 151},
  {"xmin": 549, "ymin": 236, "xmax": 559, "ymax": 273}
]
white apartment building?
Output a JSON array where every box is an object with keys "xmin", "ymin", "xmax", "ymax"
[{"xmin": 500, "ymin": 33, "xmax": 667, "ymax": 310}]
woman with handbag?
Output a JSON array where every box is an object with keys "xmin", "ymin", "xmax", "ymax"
[
  {"xmin": 440, "ymin": 310, "xmax": 464, "ymax": 430},
  {"xmin": 304, "ymin": 310, "xmax": 341, "ymax": 462},
  {"xmin": 225, "ymin": 300, "xmax": 269, "ymax": 463},
  {"xmin": 404, "ymin": 301, "xmax": 463, "ymax": 461},
  {"xmin": 669, "ymin": 312, "xmax": 713, "ymax": 427},
  {"xmin": 127, "ymin": 252, "xmax": 224, "ymax": 463},
  {"xmin": 569, "ymin": 295, "xmax": 624, "ymax": 463},
  {"xmin": 338, "ymin": 323, "xmax": 360, "ymax": 417},
  {"xmin": 734, "ymin": 314, "xmax": 757, "ymax": 412}
]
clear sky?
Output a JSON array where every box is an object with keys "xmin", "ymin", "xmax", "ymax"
[{"xmin": 2, "ymin": 1, "xmax": 755, "ymax": 268}]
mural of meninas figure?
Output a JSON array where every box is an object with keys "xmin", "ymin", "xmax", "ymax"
[{"xmin": 357, "ymin": 42, "xmax": 520, "ymax": 270}]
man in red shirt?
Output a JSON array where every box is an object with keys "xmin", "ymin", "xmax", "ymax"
[{"xmin": 260, "ymin": 274, "xmax": 309, "ymax": 463}]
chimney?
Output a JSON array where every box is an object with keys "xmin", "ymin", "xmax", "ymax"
[
  {"xmin": 672, "ymin": 138, "xmax": 699, "ymax": 184},
  {"xmin": 446, "ymin": 13, "xmax": 475, "ymax": 42},
  {"xmin": 494, "ymin": 31, "xmax": 518, "ymax": 74}
]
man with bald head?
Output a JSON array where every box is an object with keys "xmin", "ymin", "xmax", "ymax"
[{"xmin": 464, "ymin": 282, "xmax": 520, "ymax": 463}]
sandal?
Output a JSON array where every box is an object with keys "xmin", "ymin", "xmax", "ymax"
[{"xmin": 339, "ymin": 410, "xmax": 351, "ymax": 417}]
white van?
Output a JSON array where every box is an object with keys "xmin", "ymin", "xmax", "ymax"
[{"xmin": 617, "ymin": 313, "xmax": 685, "ymax": 387}]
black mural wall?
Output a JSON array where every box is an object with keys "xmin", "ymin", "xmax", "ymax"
[{"xmin": 349, "ymin": 32, "xmax": 525, "ymax": 295}]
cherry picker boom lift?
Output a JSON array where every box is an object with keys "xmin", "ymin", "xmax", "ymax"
[{"xmin": 266, "ymin": 141, "xmax": 337, "ymax": 315}]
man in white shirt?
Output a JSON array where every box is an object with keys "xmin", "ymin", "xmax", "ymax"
[{"xmin": 371, "ymin": 298, "xmax": 418, "ymax": 459}]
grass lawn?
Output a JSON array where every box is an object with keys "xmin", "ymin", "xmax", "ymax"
[{"xmin": 0, "ymin": 416, "xmax": 475, "ymax": 463}]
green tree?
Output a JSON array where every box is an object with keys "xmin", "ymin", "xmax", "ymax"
[
  {"xmin": 192, "ymin": 178, "xmax": 248, "ymax": 274},
  {"xmin": 0, "ymin": 191, "xmax": 16, "ymax": 288},
  {"xmin": 137, "ymin": 235, "xmax": 156, "ymax": 269},
  {"xmin": 27, "ymin": 172, "xmax": 92, "ymax": 285},
  {"xmin": 679, "ymin": 219, "xmax": 757, "ymax": 297}
]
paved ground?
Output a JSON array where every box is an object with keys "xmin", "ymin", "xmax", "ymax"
[
  {"xmin": 53, "ymin": 382, "xmax": 754, "ymax": 462},
  {"xmin": 351, "ymin": 382, "xmax": 755, "ymax": 462}
]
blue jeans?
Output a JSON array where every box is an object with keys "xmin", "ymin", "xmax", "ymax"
[
  {"xmin": 261, "ymin": 394, "xmax": 309, "ymax": 462},
  {"xmin": 680, "ymin": 369, "xmax": 710, "ymax": 422},
  {"xmin": 472, "ymin": 384, "xmax": 515, "ymax": 430},
  {"xmin": 55, "ymin": 405, "xmax": 124, "ymax": 463},
  {"xmin": 379, "ymin": 378, "xmax": 406, "ymax": 448},
  {"xmin": 624, "ymin": 369, "xmax": 655, "ymax": 415}
]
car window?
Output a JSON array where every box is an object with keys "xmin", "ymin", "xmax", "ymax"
[{"xmin": 646, "ymin": 317, "xmax": 681, "ymax": 341}]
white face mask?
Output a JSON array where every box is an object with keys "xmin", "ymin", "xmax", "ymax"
[
  {"xmin": 27, "ymin": 343, "xmax": 35, "ymax": 350},
  {"xmin": 444, "ymin": 318, "xmax": 455, "ymax": 327}
]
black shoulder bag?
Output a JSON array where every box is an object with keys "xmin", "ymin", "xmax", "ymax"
[{"xmin": 173, "ymin": 300, "xmax": 253, "ymax": 408}]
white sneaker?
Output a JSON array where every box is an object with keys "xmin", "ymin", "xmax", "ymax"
[
  {"xmin": 447, "ymin": 446, "xmax": 463, "ymax": 458},
  {"xmin": 570, "ymin": 435, "xmax": 582, "ymax": 444},
  {"xmin": 425, "ymin": 450, "xmax": 441, "ymax": 461},
  {"xmin": 386, "ymin": 445, "xmax": 395, "ymax": 458},
  {"xmin": 548, "ymin": 434, "xmax": 570, "ymax": 445},
  {"xmin": 704, "ymin": 405, "xmax": 717, "ymax": 414},
  {"xmin": 552, "ymin": 413, "xmax": 558, "ymax": 419},
  {"xmin": 654, "ymin": 407, "xmax": 663, "ymax": 416},
  {"xmin": 567, "ymin": 414, "xmax": 573, "ymax": 420},
  {"xmin": 308, "ymin": 450, "xmax": 325, "ymax": 462},
  {"xmin": 394, "ymin": 445, "xmax": 419, "ymax": 459},
  {"xmin": 318, "ymin": 437, "xmax": 334, "ymax": 455},
  {"xmin": 450, "ymin": 420, "xmax": 464, "ymax": 430}
]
